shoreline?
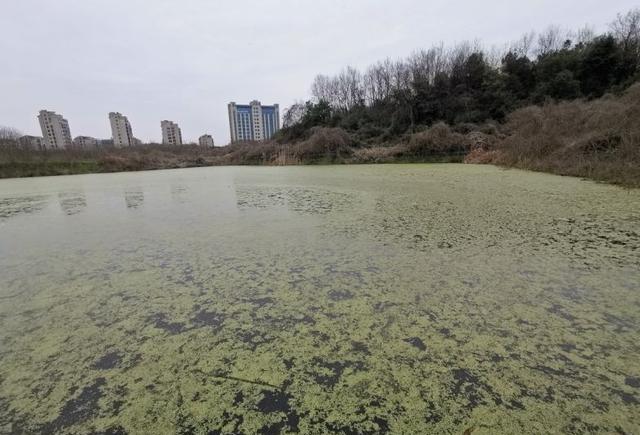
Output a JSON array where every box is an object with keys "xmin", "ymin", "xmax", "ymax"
[{"xmin": 0, "ymin": 158, "xmax": 637, "ymax": 190}]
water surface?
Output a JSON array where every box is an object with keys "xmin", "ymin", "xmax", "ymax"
[{"xmin": 0, "ymin": 165, "xmax": 639, "ymax": 434}]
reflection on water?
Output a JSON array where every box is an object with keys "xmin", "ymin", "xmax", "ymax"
[
  {"xmin": 124, "ymin": 190, "xmax": 144, "ymax": 209},
  {"xmin": 58, "ymin": 191, "xmax": 87, "ymax": 215},
  {"xmin": 171, "ymin": 184, "xmax": 189, "ymax": 203},
  {"xmin": 0, "ymin": 195, "xmax": 49, "ymax": 220},
  {"xmin": 0, "ymin": 165, "xmax": 639, "ymax": 434}
]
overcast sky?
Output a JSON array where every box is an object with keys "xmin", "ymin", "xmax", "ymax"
[{"xmin": 1, "ymin": 0, "xmax": 636, "ymax": 144}]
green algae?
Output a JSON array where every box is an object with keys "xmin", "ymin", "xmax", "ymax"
[{"xmin": 0, "ymin": 164, "xmax": 639, "ymax": 434}]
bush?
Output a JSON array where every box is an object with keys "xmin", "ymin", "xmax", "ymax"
[
  {"xmin": 295, "ymin": 127, "xmax": 355, "ymax": 161},
  {"xmin": 405, "ymin": 122, "xmax": 468, "ymax": 156},
  {"xmin": 453, "ymin": 123, "xmax": 479, "ymax": 134},
  {"xmin": 351, "ymin": 145, "xmax": 406, "ymax": 163}
]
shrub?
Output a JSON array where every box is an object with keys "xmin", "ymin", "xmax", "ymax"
[
  {"xmin": 405, "ymin": 122, "xmax": 468, "ymax": 156},
  {"xmin": 295, "ymin": 127, "xmax": 355, "ymax": 161},
  {"xmin": 351, "ymin": 145, "xmax": 406, "ymax": 163},
  {"xmin": 453, "ymin": 123, "xmax": 479, "ymax": 134}
]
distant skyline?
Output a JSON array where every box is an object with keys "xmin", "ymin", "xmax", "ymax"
[{"xmin": 1, "ymin": 0, "xmax": 637, "ymax": 144}]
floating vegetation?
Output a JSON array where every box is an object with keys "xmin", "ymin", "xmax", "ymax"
[
  {"xmin": 0, "ymin": 164, "xmax": 639, "ymax": 434},
  {"xmin": 124, "ymin": 190, "xmax": 144, "ymax": 209},
  {"xmin": 0, "ymin": 194, "xmax": 49, "ymax": 220},
  {"xmin": 58, "ymin": 191, "xmax": 87, "ymax": 216}
]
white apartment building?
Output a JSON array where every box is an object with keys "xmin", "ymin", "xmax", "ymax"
[
  {"xmin": 228, "ymin": 101, "xmax": 280, "ymax": 143},
  {"xmin": 161, "ymin": 120, "xmax": 183, "ymax": 145},
  {"xmin": 199, "ymin": 134, "xmax": 215, "ymax": 147},
  {"xmin": 73, "ymin": 136, "xmax": 100, "ymax": 149},
  {"xmin": 109, "ymin": 112, "xmax": 135, "ymax": 147},
  {"xmin": 38, "ymin": 110, "xmax": 73, "ymax": 149}
]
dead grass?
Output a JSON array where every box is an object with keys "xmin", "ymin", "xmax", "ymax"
[{"xmin": 485, "ymin": 83, "xmax": 640, "ymax": 187}]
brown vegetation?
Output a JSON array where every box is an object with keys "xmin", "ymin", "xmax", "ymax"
[
  {"xmin": 208, "ymin": 127, "xmax": 355, "ymax": 165},
  {"xmin": 474, "ymin": 83, "xmax": 640, "ymax": 187},
  {"xmin": 0, "ymin": 145, "xmax": 225, "ymax": 178}
]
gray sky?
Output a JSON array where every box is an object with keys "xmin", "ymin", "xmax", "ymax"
[{"xmin": 1, "ymin": 0, "xmax": 636, "ymax": 144}]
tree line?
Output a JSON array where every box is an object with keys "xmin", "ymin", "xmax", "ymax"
[{"xmin": 280, "ymin": 9, "xmax": 640, "ymax": 142}]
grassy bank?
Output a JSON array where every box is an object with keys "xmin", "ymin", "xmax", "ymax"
[
  {"xmin": 0, "ymin": 128, "xmax": 469, "ymax": 178},
  {"xmin": 0, "ymin": 160, "xmax": 100, "ymax": 178},
  {"xmin": 0, "ymin": 145, "xmax": 225, "ymax": 179}
]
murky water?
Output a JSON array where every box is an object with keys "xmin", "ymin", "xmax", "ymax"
[{"xmin": 0, "ymin": 164, "xmax": 639, "ymax": 434}]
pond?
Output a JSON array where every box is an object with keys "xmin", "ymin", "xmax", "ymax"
[{"xmin": 0, "ymin": 164, "xmax": 639, "ymax": 434}]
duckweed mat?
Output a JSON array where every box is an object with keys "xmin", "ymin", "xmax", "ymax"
[{"xmin": 0, "ymin": 164, "xmax": 639, "ymax": 434}]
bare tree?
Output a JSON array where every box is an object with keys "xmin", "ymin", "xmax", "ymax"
[
  {"xmin": 283, "ymin": 101, "xmax": 306, "ymax": 128},
  {"xmin": 611, "ymin": 8, "xmax": 640, "ymax": 46},
  {"xmin": 447, "ymin": 41, "xmax": 475, "ymax": 84},
  {"xmin": 0, "ymin": 126, "xmax": 22, "ymax": 141},
  {"xmin": 486, "ymin": 44, "xmax": 507, "ymax": 68},
  {"xmin": 389, "ymin": 60, "xmax": 411, "ymax": 94},
  {"xmin": 363, "ymin": 66, "xmax": 377, "ymax": 105},
  {"xmin": 311, "ymin": 74, "xmax": 331, "ymax": 103},
  {"xmin": 610, "ymin": 8, "xmax": 640, "ymax": 66},
  {"xmin": 573, "ymin": 25, "xmax": 596, "ymax": 47},
  {"xmin": 535, "ymin": 25, "xmax": 566, "ymax": 56},
  {"xmin": 407, "ymin": 44, "xmax": 447, "ymax": 90},
  {"xmin": 338, "ymin": 66, "xmax": 364, "ymax": 110},
  {"xmin": 510, "ymin": 31, "xmax": 536, "ymax": 57}
]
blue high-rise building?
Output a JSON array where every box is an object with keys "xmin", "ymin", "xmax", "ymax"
[{"xmin": 228, "ymin": 101, "xmax": 280, "ymax": 143}]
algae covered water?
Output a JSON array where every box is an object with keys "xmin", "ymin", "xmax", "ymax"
[{"xmin": 0, "ymin": 164, "xmax": 639, "ymax": 434}]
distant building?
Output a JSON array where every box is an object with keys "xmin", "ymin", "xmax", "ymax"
[
  {"xmin": 199, "ymin": 134, "xmax": 215, "ymax": 147},
  {"xmin": 38, "ymin": 110, "xmax": 72, "ymax": 149},
  {"xmin": 161, "ymin": 120, "xmax": 183, "ymax": 145},
  {"xmin": 228, "ymin": 101, "xmax": 280, "ymax": 142},
  {"xmin": 73, "ymin": 136, "xmax": 100, "ymax": 149},
  {"xmin": 19, "ymin": 135, "xmax": 43, "ymax": 150},
  {"xmin": 109, "ymin": 112, "xmax": 135, "ymax": 147}
]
